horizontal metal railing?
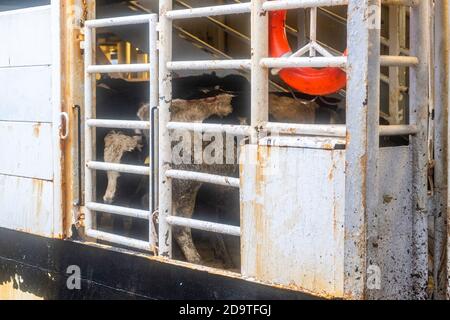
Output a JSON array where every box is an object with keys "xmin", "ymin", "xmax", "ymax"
[
  {"xmin": 166, "ymin": 170, "xmax": 240, "ymax": 188},
  {"xmin": 86, "ymin": 229, "xmax": 151, "ymax": 251},
  {"xmin": 167, "ymin": 122, "xmax": 251, "ymax": 136},
  {"xmin": 166, "ymin": 216, "xmax": 241, "ymax": 237},
  {"xmin": 87, "ymin": 64, "xmax": 151, "ymax": 74},
  {"xmin": 87, "ymin": 161, "xmax": 150, "ymax": 176},
  {"xmin": 167, "ymin": 59, "xmax": 251, "ymax": 71},
  {"xmin": 86, "ymin": 202, "xmax": 150, "ymax": 220},
  {"xmin": 87, "ymin": 119, "xmax": 150, "ymax": 130}
]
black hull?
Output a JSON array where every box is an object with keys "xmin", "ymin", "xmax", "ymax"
[{"xmin": 0, "ymin": 228, "xmax": 315, "ymax": 300}]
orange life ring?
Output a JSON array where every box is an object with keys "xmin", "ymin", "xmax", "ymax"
[{"xmin": 269, "ymin": 10, "xmax": 347, "ymax": 96}]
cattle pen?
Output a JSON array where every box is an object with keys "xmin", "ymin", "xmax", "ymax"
[{"xmin": 0, "ymin": 0, "xmax": 449, "ymax": 301}]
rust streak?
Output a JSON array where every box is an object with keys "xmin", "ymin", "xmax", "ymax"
[{"xmin": 32, "ymin": 123, "xmax": 41, "ymax": 138}]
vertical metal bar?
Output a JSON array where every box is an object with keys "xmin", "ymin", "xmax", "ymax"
[
  {"xmin": 297, "ymin": 9, "xmax": 307, "ymax": 47},
  {"xmin": 434, "ymin": 0, "xmax": 449, "ymax": 300},
  {"xmin": 159, "ymin": 0, "xmax": 173, "ymax": 258},
  {"xmin": 84, "ymin": 25, "xmax": 94, "ymax": 232},
  {"xmin": 310, "ymin": 7, "xmax": 317, "ymax": 56},
  {"xmin": 345, "ymin": 0, "xmax": 381, "ymax": 299},
  {"xmin": 251, "ymin": 0, "xmax": 269, "ymax": 144},
  {"xmin": 389, "ymin": 5, "xmax": 401, "ymax": 124},
  {"xmin": 148, "ymin": 14, "xmax": 158, "ymax": 251},
  {"xmin": 51, "ymin": 0, "xmax": 64, "ymax": 236},
  {"xmin": 410, "ymin": 0, "xmax": 431, "ymax": 299}
]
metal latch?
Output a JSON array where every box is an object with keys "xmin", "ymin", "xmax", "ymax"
[{"xmin": 60, "ymin": 112, "xmax": 70, "ymax": 140}]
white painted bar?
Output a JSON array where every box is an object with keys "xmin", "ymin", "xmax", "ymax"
[
  {"xmin": 166, "ymin": 3, "xmax": 251, "ymax": 20},
  {"xmin": 84, "ymin": 25, "xmax": 94, "ymax": 232},
  {"xmin": 87, "ymin": 63, "xmax": 150, "ymax": 74},
  {"xmin": 166, "ymin": 216, "xmax": 241, "ymax": 237},
  {"xmin": 167, "ymin": 122, "xmax": 251, "ymax": 136},
  {"xmin": 87, "ymin": 119, "xmax": 150, "ymax": 130},
  {"xmin": 166, "ymin": 170, "xmax": 240, "ymax": 188},
  {"xmin": 251, "ymin": 0, "xmax": 269, "ymax": 144},
  {"xmin": 167, "ymin": 59, "xmax": 251, "ymax": 71},
  {"xmin": 261, "ymin": 56, "xmax": 347, "ymax": 69},
  {"xmin": 86, "ymin": 202, "xmax": 149, "ymax": 220},
  {"xmin": 263, "ymin": 0, "xmax": 348, "ymax": 11},
  {"xmin": 265, "ymin": 122, "xmax": 346, "ymax": 137},
  {"xmin": 159, "ymin": 0, "xmax": 174, "ymax": 258},
  {"xmin": 262, "ymin": 0, "xmax": 417, "ymax": 11},
  {"xmin": 85, "ymin": 14, "xmax": 154, "ymax": 28},
  {"xmin": 380, "ymin": 55, "xmax": 419, "ymax": 67},
  {"xmin": 86, "ymin": 229, "xmax": 152, "ymax": 252},
  {"xmin": 379, "ymin": 125, "xmax": 418, "ymax": 136},
  {"xmin": 87, "ymin": 161, "xmax": 150, "ymax": 176}
]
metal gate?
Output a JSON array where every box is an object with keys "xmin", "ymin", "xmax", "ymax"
[
  {"xmin": 81, "ymin": 0, "xmax": 431, "ymax": 299},
  {"xmin": 83, "ymin": 13, "xmax": 158, "ymax": 252},
  {"xmin": 157, "ymin": 0, "xmax": 429, "ymax": 298}
]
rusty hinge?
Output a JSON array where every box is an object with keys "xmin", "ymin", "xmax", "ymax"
[{"xmin": 75, "ymin": 205, "xmax": 86, "ymax": 229}]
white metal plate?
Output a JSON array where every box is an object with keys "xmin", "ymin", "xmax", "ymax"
[
  {"xmin": 240, "ymin": 145, "xmax": 413, "ymax": 299},
  {"xmin": 240, "ymin": 145, "xmax": 346, "ymax": 297},
  {"xmin": 0, "ymin": 122, "xmax": 53, "ymax": 180},
  {"xmin": 0, "ymin": 6, "xmax": 51, "ymax": 67},
  {"xmin": 0, "ymin": 174, "xmax": 55, "ymax": 237},
  {"xmin": 0, "ymin": 66, "xmax": 52, "ymax": 122}
]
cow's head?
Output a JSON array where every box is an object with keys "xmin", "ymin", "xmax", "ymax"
[{"xmin": 103, "ymin": 131, "xmax": 143, "ymax": 204}]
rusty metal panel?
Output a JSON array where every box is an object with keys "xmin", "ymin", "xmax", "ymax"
[
  {"xmin": 240, "ymin": 144, "xmax": 346, "ymax": 298},
  {"xmin": 241, "ymin": 144, "xmax": 413, "ymax": 299},
  {"xmin": 367, "ymin": 146, "xmax": 413, "ymax": 300},
  {"xmin": 0, "ymin": 174, "xmax": 55, "ymax": 237},
  {"xmin": 0, "ymin": 122, "xmax": 53, "ymax": 180},
  {"xmin": 0, "ymin": 66, "xmax": 52, "ymax": 122},
  {"xmin": 0, "ymin": 6, "xmax": 51, "ymax": 67}
]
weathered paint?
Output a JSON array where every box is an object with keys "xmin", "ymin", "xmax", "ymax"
[
  {"xmin": 241, "ymin": 144, "xmax": 413, "ymax": 299},
  {"xmin": 0, "ymin": 66, "xmax": 52, "ymax": 122},
  {"xmin": 409, "ymin": 0, "xmax": 431, "ymax": 299},
  {"xmin": 0, "ymin": 175, "xmax": 54, "ymax": 237},
  {"xmin": 0, "ymin": 122, "xmax": 53, "ymax": 180},
  {"xmin": 0, "ymin": 276, "xmax": 44, "ymax": 300},
  {"xmin": 241, "ymin": 144, "xmax": 345, "ymax": 298},
  {"xmin": 432, "ymin": 0, "xmax": 449, "ymax": 300}
]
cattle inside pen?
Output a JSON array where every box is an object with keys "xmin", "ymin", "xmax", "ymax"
[{"xmin": 94, "ymin": 73, "xmax": 347, "ymax": 269}]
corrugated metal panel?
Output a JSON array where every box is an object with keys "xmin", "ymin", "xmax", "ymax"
[
  {"xmin": 0, "ymin": 174, "xmax": 54, "ymax": 237},
  {"xmin": 0, "ymin": 66, "xmax": 52, "ymax": 122},
  {"xmin": 0, "ymin": 122, "xmax": 53, "ymax": 180},
  {"xmin": 0, "ymin": 6, "xmax": 51, "ymax": 67}
]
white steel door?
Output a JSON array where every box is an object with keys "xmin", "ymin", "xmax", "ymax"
[{"xmin": 0, "ymin": 1, "xmax": 64, "ymax": 238}]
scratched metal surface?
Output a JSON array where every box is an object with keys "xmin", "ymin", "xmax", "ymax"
[{"xmin": 241, "ymin": 144, "xmax": 413, "ymax": 299}]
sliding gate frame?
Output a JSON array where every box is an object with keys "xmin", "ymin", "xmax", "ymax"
[{"xmin": 83, "ymin": 14, "xmax": 158, "ymax": 252}]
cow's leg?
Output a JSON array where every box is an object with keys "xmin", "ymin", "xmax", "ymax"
[
  {"xmin": 210, "ymin": 191, "xmax": 234, "ymax": 269},
  {"xmin": 173, "ymin": 226, "xmax": 202, "ymax": 264},
  {"xmin": 211, "ymin": 234, "xmax": 234, "ymax": 269},
  {"xmin": 172, "ymin": 181, "xmax": 203, "ymax": 264}
]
